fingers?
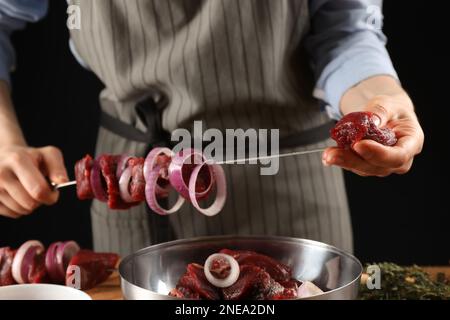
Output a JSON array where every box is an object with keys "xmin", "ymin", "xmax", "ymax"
[
  {"xmin": 363, "ymin": 98, "xmax": 392, "ymax": 127},
  {"xmin": 0, "ymin": 203, "xmax": 21, "ymax": 219},
  {"xmin": 323, "ymin": 147, "xmax": 392, "ymax": 177},
  {"xmin": 0, "ymin": 171, "xmax": 39, "ymax": 212},
  {"xmin": 352, "ymin": 139, "xmax": 409, "ymax": 168},
  {"xmin": 0, "ymin": 189, "xmax": 30, "ymax": 215},
  {"xmin": 8, "ymin": 150, "xmax": 58, "ymax": 205},
  {"xmin": 0, "ymin": 145, "xmax": 66, "ymax": 218},
  {"xmin": 352, "ymin": 129, "xmax": 422, "ymax": 170},
  {"xmin": 37, "ymin": 146, "xmax": 69, "ymax": 184}
]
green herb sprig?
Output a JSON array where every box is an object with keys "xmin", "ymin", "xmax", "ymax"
[{"xmin": 359, "ymin": 262, "xmax": 450, "ymax": 300}]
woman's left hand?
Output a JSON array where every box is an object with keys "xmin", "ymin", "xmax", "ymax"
[{"xmin": 322, "ymin": 94, "xmax": 424, "ymax": 177}]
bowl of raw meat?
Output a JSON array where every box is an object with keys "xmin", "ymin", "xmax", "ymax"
[{"xmin": 119, "ymin": 235, "xmax": 362, "ymax": 300}]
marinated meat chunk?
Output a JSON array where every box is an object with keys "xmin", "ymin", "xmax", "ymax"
[
  {"xmin": 128, "ymin": 157, "xmax": 146, "ymax": 202},
  {"xmin": 176, "ymin": 263, "xmax": 220, "ymax": 300},
  {"xmin": 0, "ymin": 247, "xmax": 16, "ymax": 286},
  {"xmin": 219, "ymin": 249, "xmax": 291, "ymax": 283},
  {"xmin": 75, "ymin": 154, "xmax": 94, "ymax": 199},
  {"xmin": 331, "ymin": 112, "xmax": 397, "ymax": 148},
  {"xmin": 222, "ymin": 265, "xmax": 285, "ymax": 300},
  {"xmin": 97, "ymin": 155, "xmax": 134, "ymax": 210},
  {"xmin": 66, "ymin": 250, "xmax": 119, "ymax": 290}
]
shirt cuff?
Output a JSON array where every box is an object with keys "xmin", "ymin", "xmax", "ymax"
[
  {"xmin": 314, "ymin": 37, "xmax": 399, "ymax": 120},
  {"xmin": 0, "ymin": 62, "xmax": 10, "ymax": 84},
  {"xmin": 0, "ymin": 31, "xmax": 12, "ymax": 84}
]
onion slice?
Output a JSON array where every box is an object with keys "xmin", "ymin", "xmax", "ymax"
[
  {"xmin": 45, "ymin": 241, "xmax": 62, "ymax": 283},
  {"xmin": 189, "ymin": 162, "xmax": 226, "ymax": 216},
  {"xmin": 90, "ymin": 161, "xmax": 108, "ymax": 202},
  {"xmin": 145, "ymin": 165, "xmax": 185, "ymax": 215},
  {"xmin": 118, "ymin": 166, "xmax": 134, "ymax": 203},
  {"xmin": 297, "ymin": 281, "xmax": 324, "ymax": 298},
  {"xmin": 144, "ymin": 147, "xmax": 173, "ymax": 197},
  {"xmin": 168, "ymin": 149, "xmax": 213, "ymax": 200},
  {"xmin": 204, "ymin": 253, "xmax": 240, "ymax": 288},
  {"xmin": 11, "ymin": 240, "xmax": 45, "ymax": 284},
  {"xmin": 55, "ymin": 241, "xmax": 80, "ymax": 282},
  {"xmin": 116, "ymin": 155, "xmax": 132, "ymax": 178}
]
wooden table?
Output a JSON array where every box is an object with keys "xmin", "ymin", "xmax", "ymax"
[
  {"xmin": 85, "ymin": 271, "xmax": 122, "ymax": 300},
  {"xmin": 85, "ymin": 266, "xmax": 450, "ymax": 300}
]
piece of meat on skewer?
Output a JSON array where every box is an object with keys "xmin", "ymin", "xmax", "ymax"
[
  {"xmin": 66, "ymin": 250, "xmax": 119, "ymax": 290},
  {"xmin": 0, "ymin": 241, "xmax": 119, "ymax": 291},
  {"xmin": 0, "ymin": 247, "xmax": 16, "ymax": 286}
]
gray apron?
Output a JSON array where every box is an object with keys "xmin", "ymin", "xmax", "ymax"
[{"xmin": 69, "ymin": 0, "xmax": 353, "ymax": 256}]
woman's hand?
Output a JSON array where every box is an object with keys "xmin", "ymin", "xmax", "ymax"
[
  {"xmin": 0, "ymin": 145, "xmax": 68, "ymax": 218},
  {"xmin": 322, "ymin": 76, "xmax": 425, "ymax": 177}
]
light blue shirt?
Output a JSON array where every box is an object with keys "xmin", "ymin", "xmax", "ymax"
[{"xmin": 0, "ymin": 0, "xmax": 398, "ymax": 119}]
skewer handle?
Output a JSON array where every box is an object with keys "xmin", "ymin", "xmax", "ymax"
[{"xmin": 51, "ymin": 180, "xmax": 77, "ymax": 190}]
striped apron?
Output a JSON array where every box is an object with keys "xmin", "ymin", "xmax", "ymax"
[{"xmin": 69, "ymin": 0, "xmax": 353, "ymax": 256}]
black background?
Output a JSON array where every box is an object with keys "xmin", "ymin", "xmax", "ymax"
[{"xmin": 0, "ymin": 1, "xmax": 447, "ymax": 265}]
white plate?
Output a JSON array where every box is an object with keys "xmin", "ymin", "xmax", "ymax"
[{"xmin": 0, "ymin": 284, "xmax": 92, "ymax": 300}]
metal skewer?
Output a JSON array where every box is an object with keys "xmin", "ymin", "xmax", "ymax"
[
  {"xmin": 50, "ymin": 180, "xmax": 77, "ymax": 190},
  {"xmin": 214, "ymin": 148, "xmax": 326, "ymax": 165},
  {"xmin": 51, "ymin": 148, "xmax": 326, "ymax": 190}
]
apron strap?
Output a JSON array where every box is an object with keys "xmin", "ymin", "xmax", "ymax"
[
  {"xmin": 99, "ymin": 98, "xmax": 171, "ymax": 146},
  {"xmin": 279, "ymin": 121, "xmax": 335, "ymax": 148},
  {"xmin": 100, "ymin": 97, "xmax": 174, "ymax": 244}
]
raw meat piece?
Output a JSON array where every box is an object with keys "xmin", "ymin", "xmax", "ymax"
[
  {"xmin": 209, "ymin": 256, "xmax": 231, "ymax": 280},
  {"xmin": 270, "ymin": 279, "xmax": 302, "ymax": 300},
  {"xmin": 23, "ymin": 246, "xmax": 48, "ymax": 284},
  {"xmin": 75, "ymin": 155, "xmax": 94, "ymax": 200},
  {"xmin": 170, "ymin": 249, "xmax": 311, "ymax": 300},
  {"xmin": 128, "ymin": 157, "xmax": 146, "ymax": 202},
  {"xmin": 0, "ymin": 247, "xmax": 16, "ymax": 286},
  {"xmin": 331, "ymin": 112, "xmax": 397, "ymax": 148},
  {"xmin": 169, "ymin": 287, "xmax": 201, "ymax": 299},
  {"xmin": 176, "ymin": 263, "xmax": 220, "ymax": 300},
  {"xmin": 98, "ymin": 155, "xmax": 134, "ymax": 210},
  {"xmin": 219, "ymin": 249, "xmax": 292, "ymax": 283},
  {"xmin": 66, "ymin": 250, "xmax": 119, "ymax": 290},
  {"xmin": 222, "ymin": 265, "xmax": 285, "ymax": 300},
  {"xmin": 366, "ymin": 127, "xmax": 398, "ymax": 146}
]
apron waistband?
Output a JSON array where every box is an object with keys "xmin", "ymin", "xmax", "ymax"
[{"xmin": 100, "ymin": 98, "xmax": 335, "ymax": 150}]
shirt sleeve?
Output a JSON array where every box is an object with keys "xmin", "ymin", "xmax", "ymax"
[
  {"xmin": 0, "ymin": 0, "xmax": 48, "ymax": 84},
  {"xmin": 306, "ymin": 0, "xmax": 398, "ymax": 120}
]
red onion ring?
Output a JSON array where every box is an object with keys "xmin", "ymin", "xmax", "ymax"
[
  {"xmin": 168, "ymin": 149, "xmax": 214, "ymax": 200},
  {"xmin": 189, "ymin": 162, "xmax": 226, "ymax": 216},
  {"xmin": 45, "ymin": 241, "xmax": 62, "ymax": 283},
  {"xmin": 144, "ymin": 147, "xmax": 172, "ymax": 197},
  {"xmin": 90, "ymin": 160, "xmax": 108, "ymax": 202},
  {"xmin": 204, "ymin": 253, "xmax": 240, "ymax": 288},
  {"xmin": 118, "ymin": 166, "xmax": 134, "ymax": 203},
  {"xmin": 55, "ymin": 241, "xmax": 80, "ymax": 282},
  {"xmin": 297, "ymin": 281, "xmax": 324, "ymax": 298},
  {"xmin": 116, "ymin": 154, "xmax": 132, "ymax": 178},
  {"xmin": 145, "ymin": 165, "xmax": 185, "ymax": 215},
  {"xmin": 11, "ymin": 240, "xmax": 45, "ymax": 284}
]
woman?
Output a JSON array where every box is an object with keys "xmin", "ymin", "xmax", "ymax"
[{"xmin": 0, "ymin": 0, "xmax": 424, "ymax": 256}]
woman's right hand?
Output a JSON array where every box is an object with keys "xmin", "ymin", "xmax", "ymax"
[{"xmin": 0, "ymin": 145, "xmax": 68, "ymax": 218}]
